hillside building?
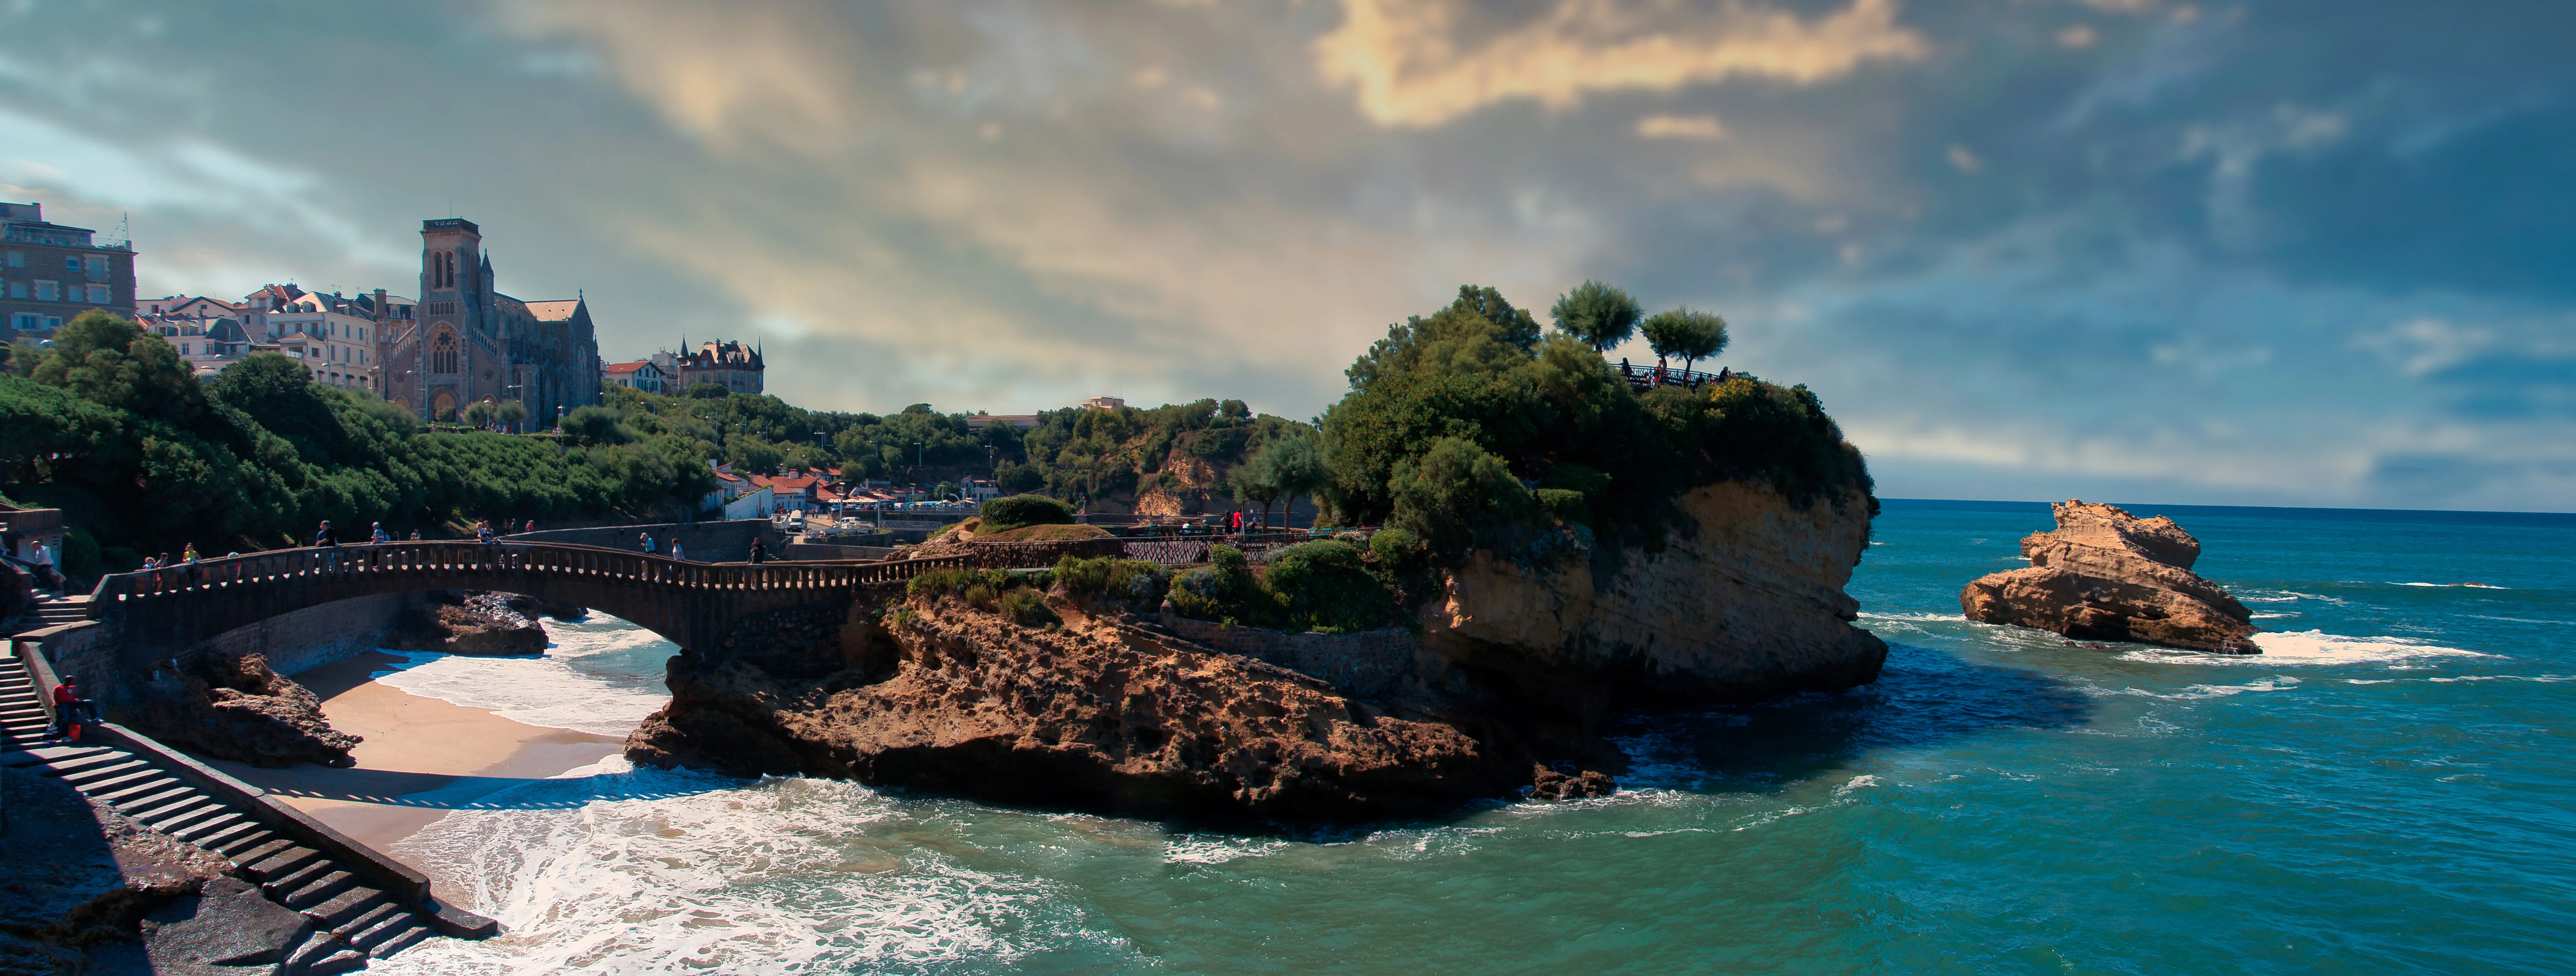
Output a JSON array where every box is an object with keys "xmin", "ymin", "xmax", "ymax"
[
  {"xmin": 379, "ymin": 218, "xmax": 600, "ymax": 423},
  {"xmin": 2, "ymin": 201, "xmax": 135, "ymax": 336}
]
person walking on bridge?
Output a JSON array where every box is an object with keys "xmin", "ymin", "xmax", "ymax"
[
  {"xmin": 477, "ymin": 521, "xmax": 496, "ymax": 544},
  {"xmin": 640, "ymin": 532, "xmax": 656, "ymax": 554},
  {"xmin": 313, "ymin": 520, "xmax": 338, "ymax": 547},
  {"xmin": 370, "ymin": 522, "xmax": 390, "ymax": 544},
  {"xmin": 523, "ymin": 519, "xmax": 535, "ymax": 535},
  {"xmin": 670, "ymin": 540, "xmax": 685, "ymax": 562},
  {"xmin": 748, "ymin": 537, "xmax": 768, "ymax": 564},
  {"xmin": 181, "ymin": 543, "xmax": 200, "ymax": 564}
]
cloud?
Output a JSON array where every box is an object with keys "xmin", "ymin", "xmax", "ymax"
[
  {"xmin": 1314, "ymin": 0, "xmax": 1930, "ymax": 127},
  {"xmin": 1634, "ymin": 112, "xmax": 1728, "ymax": 140},
  {"xmin": 493, "ymin": 0, "xmax": 870, "ymax": 150}
]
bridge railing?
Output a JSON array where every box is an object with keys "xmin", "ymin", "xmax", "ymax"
[{"xmin": 92, "ymin": 541, "xmax": 994, "ymax": 605}]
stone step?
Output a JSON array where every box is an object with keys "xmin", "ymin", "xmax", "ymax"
[
  {"xmin": 189, "ymin": 819, "xmax": 266, "ymax": 853},
  {"xmin": 285, "ymin": 932, "xmax": 347, "ymax": 973},
  {"xmin": 122, "ymin": 789, "xmax": 212, "ymax": 822},
  {"xmin": 59, "ymin": 758, "xmax": 152, "ymax": 786},
  {"xmin": 94, "ymin": 775, "xmax": 183, "ymax": 805},
  {"xmin": 366, "ymin": 923, "xmax": 433, "ymax": 959},
  {"xmin": 37, "ymin": 749, "xmax": 132, "ymax": 777},
  {"xmin": 255, "ymin": 852, "xmax": 332, "ymax": 891},
  {"xmin": 283, "ymin": 870, "xmax": 357, "ymax": 910},
  {"xmin": 144, "ymin": 799, "xmax": 230, "ymax": 833},
  {"xmin": 250, "ymin": 855, "xmax": 330, "ymax": 891},
  {"xmin": 308, "ymin": 887, "xmax": 389, "ymax": 929},
  {"xmin": 81, "ymin": 766, "xmax": 172, "ymax": 797},
  {"xmin": 4, "ymin": 744, "xmax": 107, "ymax": 767},
  {"xmin": 338, "ymin": 901, "xmax": 405, "ymax": 944},
  {"xmin": 307, "ymin": 946, "xmax": 370, "ymax": 975},
  {"xmin": 105, "ymin": 781, "xmax": 194, "ymax": 810},
  {"xmin": 172, "ymin": 812, "xmax": 254, "ymax": 846},
  {"xmin": 230, "ymin": 836, "xmax": 296, "ymax": 866}
]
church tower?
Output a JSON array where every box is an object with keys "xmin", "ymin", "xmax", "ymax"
[{"xmin": 415, "ymin": 218, "xmax": 484, "ymax": 419}]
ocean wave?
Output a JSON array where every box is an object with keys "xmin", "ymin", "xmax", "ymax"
[
  {"xmin": 2239, "ymin": 590, "xmax": 2342, "ymax": 604},
  {"xmin": 2250, "ymin": 612, "xmax": 2299, "ymax": 620},
  {"xmin": 372, "ymin": 762, "xmax": 1125, "ymax": 975},
  {"xmin": 1162, "ymin": 836, "xmax": 1288, "ymax": 865},
  {"xmin": 2471, "ymin": 615, "xmax": 2566, "ymax": 625},
  {"xmin": 370, "ymin": 650, "xmax": 670, "ymax": 737},
  {"xmin": 2388, "ymin": 581, "xmax": 2511, "ymax": 589},
  {"xmin": 1858, "ymin": 612, "xmax": 1969, "ymax": 624},
  {"xmin": 2120, "ymin": 630, "xmax": 2493, "ymax": 667}
]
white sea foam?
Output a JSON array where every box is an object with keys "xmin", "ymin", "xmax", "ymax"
[
  {"xmin": 1859, "ymin": 612, "xmax": 1970, "ymax": 624},
  {"xmin": 1162, "ymin": 836, "xmax": 1288, "ymax": 865},
  {"xmin": 366, "ymin": 611, "xmax": 675, "ymax": 737},
  {"xmin": 370, "ymin": 762, "xmax": 1120, "ymax": 975},
  {"xmin": 2251, "ymin": 612, "xmax": 2299, "ymax": 620},
  {"xmin": 2121, "ymin": 630, "xmax": 2493, "ymax": 667},
  {"xmin": 2389, "ymin": 581, "xmax": 2511, "ymax": 589},
  {"xmin": 1833, "ymin": 774, "xmax": 1883, "ymax": 796},
  {"xmin": 371, "ymin": 651, "xmax": 669, "ymax": 737}
]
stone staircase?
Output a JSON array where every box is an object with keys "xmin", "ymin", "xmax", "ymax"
[
  {"xmin": 2, "ymin": 592, "xmax": 89, "ymax": 638},
  {"xmin": 0, "ymin": 654, "xmax": 438, "ymax": 973}
]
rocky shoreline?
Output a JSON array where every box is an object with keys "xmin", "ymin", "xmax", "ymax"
[{"xmin": 628, "ymin": 480, "xmax": 1885, "ymax": 822}]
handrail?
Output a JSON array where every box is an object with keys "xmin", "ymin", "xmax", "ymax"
[{"xmin": 90, "ymin": 540, "xmax": 1033, "ymax": 602}]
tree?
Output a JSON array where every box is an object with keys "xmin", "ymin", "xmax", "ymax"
[
  {"xmin": 1640, "ymin": 307, "xmax": 1729, "ymax": 373},
  {"xmin": 1253, "ymin": 435, "xmax": 1328, "ymax": 530},
  {"xmin": 497, "ymin": 400, "xmax": 529, "ymax": 430},
  {"xmin": 686, "ymin": 381, "xmax": 730, "ymax": 399},
  {"xmin": 1550, "ymin": 280, "xmax": 1643, "ymax": 353},
  {"xmin": 463, "ymin": 400, "xmax": 497, "ymax": 427},
  {"xmin": 560, "ymin": 405, "xmax": 636, "ymax": 447},
  {"xmin": 1230, "ymin": 449, "xmax": 1283, "ymax": 528}
]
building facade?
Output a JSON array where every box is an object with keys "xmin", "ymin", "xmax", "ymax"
[
  {"xmin": 604, "ymin": 359, "xmax": 667, "ymax": 393},
  {"xmin": 380, "ymin": 218, "xmax": 600, "ymax": 422},
  {"xmin": 2, "ymin": 201, "xmax": 135, "ymax": 336},
  {"xmin": 654, "ymin": 340, "xmax": 765, "ymax": 395}
]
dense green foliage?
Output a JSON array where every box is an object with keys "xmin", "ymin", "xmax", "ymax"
[
  {"xmin": 979, "ymin": 494, "xmax": 1075, "ymax": 533},
  {"xmin": 0, "ymin": 312, "xmax": 721, "ymax": 579},
  {"xmin": 1167, "ymin": 539, "xmax": 1413, "ymax": 633},
  {"xmin": 1051, "ymin": 555, "xmax": 1168, "ymax": 611},
  {"xmin": 1321, "ymin": 284, "xmax": 1873, "ymax": 563}
]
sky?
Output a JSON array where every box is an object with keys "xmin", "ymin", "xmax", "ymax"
[{"xmin": 1, "ymin": 0, "xmax": 2568, "ymax": 512}]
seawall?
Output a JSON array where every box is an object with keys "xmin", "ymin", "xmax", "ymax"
[{"xmin": 512, "ymin": 519, "xmax": 784, "ymax": 563}]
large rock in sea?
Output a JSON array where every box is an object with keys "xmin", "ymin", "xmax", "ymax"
[
  {"xmin": 1959, "ymin": 500, "xmax": 2258, "ymax": 653},
  {"xmin": 1420, "ymin": 481, "xmax": 1887, "ymax": 703},
  {"xmin": 389, "ymin": 591, "xmax": 550, "ymax": 655}
]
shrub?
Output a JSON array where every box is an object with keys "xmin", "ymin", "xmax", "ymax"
[
  {"xmin": 1388, "ymin": 436, "xmax": 1533, "ymax": 553},
  {"xmin": 1265, "ymin": 540, "xmax": 1392, "ymax": 633},
  {"xmin": 978, "ymin": 523, "xmax": 1110, "ymax": 542},
  {"xmin": 1053, "ymin": 555, "xmax": 1166, "ymax": 610},
  {"xmin": 1535, "ymin": 488, "xmax": 1589, "ymax": 525},
  {"xmin": 1169, "ymin": 544, "xmax": 1270, "ymax": 625},
  {"xmin": 982, "ymin": 494, "xmax": 1076, "ymax": 532},
  {"xmin": 996, "ymin": 588, "xmax": 1059, "ymax": 627}
]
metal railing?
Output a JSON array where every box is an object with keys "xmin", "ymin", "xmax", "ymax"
[{"xmin": 1613, "ymin": 360, "xmax": 1747, "ymax": 392}]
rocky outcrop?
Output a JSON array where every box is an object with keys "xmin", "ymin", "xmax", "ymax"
[
  {"xmin": 1420, "ymin": 481, "xmax": 1887, "ymax": 704},
  {"xmin": 125, "ymin": 652, "xmax": 361, "ymax": 767},
  {"xmin": 389, "ymin": 590, "xmax": 550, "ymax": 655},
  {"xmin": 629, "ymin": 597, "xmax": 1559, "ymax": 821},
  {"xmin": 1960, "ymin": 500, "xmax": 2257, "ymax": 653},
  {"xmin": 0, "ymin": 764, "xmax": 235, "ymax": 969}
]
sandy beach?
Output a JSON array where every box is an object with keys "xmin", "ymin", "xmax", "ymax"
[{"xmin": 211, "ymin": 651, "xmax": 629, "ymax": 858}]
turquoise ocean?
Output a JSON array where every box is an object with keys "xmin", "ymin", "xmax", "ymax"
[{"xmin": 366, "ymin": 500, "xmax": 2576, "ymax": 974}]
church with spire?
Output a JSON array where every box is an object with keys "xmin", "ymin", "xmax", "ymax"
[{"xmin": 379, "ymin": 217, "xmax": 601, "ymax": 422}]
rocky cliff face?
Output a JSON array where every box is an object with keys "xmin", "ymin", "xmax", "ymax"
[
  {"xmin": 387, "ymin": 591, "xmax": 550, "ymax": 656},
  {"xmin": 1420, "ymin": 481, "xmax": 1887, "ymax": 704},
  {"xmin": 124, "ymin": 652, "xmax": 360, "ymax": 767},
  {"xmin": 629, "ymin": 598, "xmax": 1530, "ymax": 821},
  {"xmin": 1960, "ymin": 501, "xmax": 2257, "ymax": 653}
]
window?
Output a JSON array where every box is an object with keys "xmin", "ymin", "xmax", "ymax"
[
  {"xmin": 85, "ymin": 256, "xmax": 107, "ymax": 281},
  {"xmin": 10, "ymin": 313, "xmax": 36, "ymax": 330},
  {"xmin": 63, "ymin": 256, "xmax": 80, "ymax": 272},
  {"xmin": 431, "ymin": 329, "xmax": 459, "ymax": 374},
  {"xmin": 86, "ymin": 285, "xmax": 107, "ymax": 304},
  {"xmin": 42, "ymin": 316, "xmax": 59, "ymax": 330},
  {"xmin": 179, "ymin": 343, "xmax": 190, "ymax": 355},
  {"xmin": 3, "ymin": 251, "xmax": 19, "ymax": 268},
  {"xmin": 34, "ymin": 281, "xmax": 56, "ymax": 301},
  {"xmin": 6, "ymin": 283, "xmax": 21, "ymax": 299}
]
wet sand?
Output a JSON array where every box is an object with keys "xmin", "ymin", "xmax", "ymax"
[{"xmin": 212, "ymin": 651, "xmax": 627, "ymax": 853}]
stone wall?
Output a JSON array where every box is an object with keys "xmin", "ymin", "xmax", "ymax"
[
  {"xmin": 511, "ymin": 519, "xmax": 783, "ymax": 562},
  {"xmin": 188, "ymin": 592, "xmax": 424, "ymax": 677},
  {"xmin": 1155, "ymin": 614, "xmax": 1421, "ymax": 702}
]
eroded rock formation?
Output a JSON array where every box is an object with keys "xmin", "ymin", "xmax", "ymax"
[
  {"xmin": 389, "ymin": 590, "xmax": 550, "ymax": 655},
  {"xmin": 0, "ymin": 763, "xmax": 234, "ymax": 969},
  {"xmin": 1960, "ymin": 500, "xmax": 2258, "ymax": 653},
  {"xmin": 1421, "ymin": 481, "xmax": 1888, "ymax": 703},
  {"xmin": 630, "ymin": 599, "xmax": 1533, "ymax": 821},
  {"xmin": 124, "ymin": 652, "xmax": 361, "ymax": 767}
]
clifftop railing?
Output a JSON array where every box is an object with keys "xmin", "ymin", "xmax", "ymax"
[
  {"xmin": 92, "ymin": 541, "xmax": 986, "ymax": 605},
  {"xmin": 1612, "ymin": 360, "xmax": 1749, "ymax": 393}
]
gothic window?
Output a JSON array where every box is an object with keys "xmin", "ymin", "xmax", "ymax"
[{"xmin": 431, "ymin": 329, "xmax": 459, "ymax": 374}]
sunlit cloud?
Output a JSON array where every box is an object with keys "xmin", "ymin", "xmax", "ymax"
[{"xmin": 1314, "ymin": 0, "xmax": 1930, "ymax": 127}]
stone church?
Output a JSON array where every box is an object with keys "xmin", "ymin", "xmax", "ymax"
[{"xmin": 381, "ymin": 218, "xmax": 600, "ymax": 423}]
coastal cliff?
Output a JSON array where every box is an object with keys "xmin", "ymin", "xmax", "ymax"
[
  {"xmin": 1422, "ymin": 481, "xmax": 1885, "ymax": 703},
  {"xmin": 628, "ymin": 598, "xmax": 1519, "ymax": 821}
]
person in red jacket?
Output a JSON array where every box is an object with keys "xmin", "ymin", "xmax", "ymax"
[{"xmin": 51, "ymin": 678, "xmax": 91, "ymax": 741}]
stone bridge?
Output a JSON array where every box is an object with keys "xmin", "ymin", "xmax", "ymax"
[{"xmin": 87, "ymin": 541, "xmax": 982, "ymax": 656}]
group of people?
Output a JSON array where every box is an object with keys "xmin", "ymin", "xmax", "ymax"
[
  {"xmin": 138, "ymin": 543, "xmax": 234, "ymax": 570},
  {"xmin": 637, "ymin": 532, "xmax": 689, "ymax": 561}
]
